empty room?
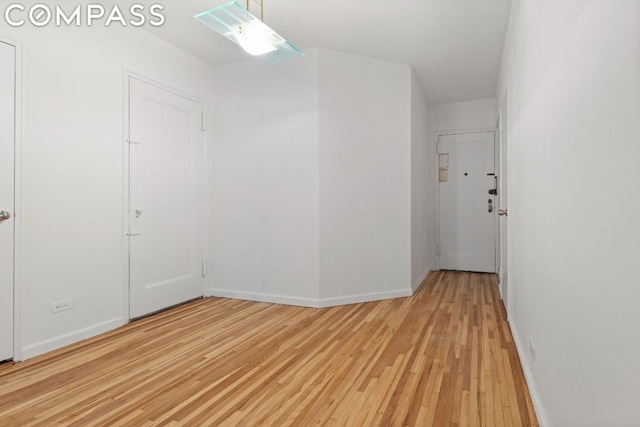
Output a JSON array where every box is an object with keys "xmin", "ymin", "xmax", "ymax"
[{"xmin": 0, "ymin": 1, "xmax": 638, "ymax": 426}]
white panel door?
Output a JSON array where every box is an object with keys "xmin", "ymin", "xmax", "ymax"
[
  {"xmin": 128, "ymin": 78, "xmax": 205, "ymax": 319},
  {"xmin": 0, "ymin": 41, "xmax": 15, "ymax": 361},
  {"xmin": 438, "ymin": 131, "xmax": 496, "ymax": 273}
]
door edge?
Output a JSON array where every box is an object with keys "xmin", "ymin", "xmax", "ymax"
[{"xmin": 0, "ymin": 36, "xmax": 23, "ymax": 361}]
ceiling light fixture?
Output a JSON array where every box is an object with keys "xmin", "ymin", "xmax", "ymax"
[{"xmin": 195, "ymin": 1, "xmax": 303, "ymax": 63}]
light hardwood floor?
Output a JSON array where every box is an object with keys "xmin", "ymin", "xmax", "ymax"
[{"xmin": 0, "ymin": 271, "xmax": 538, "ymax": 426}]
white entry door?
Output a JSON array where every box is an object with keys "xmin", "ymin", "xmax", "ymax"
[
  {"xmin": 128, "ymin": 78, "xmax": 206, "ymax": 319},
  {"xmin": 438, "ymin": 131, "xmax": 496, "ymax": 273},
  {"xmin": 0, "ymin": 41, "xmax": 15, "ymax": 361}
]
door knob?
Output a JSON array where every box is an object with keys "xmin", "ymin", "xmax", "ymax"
[
  {"xmin": 0, "ymin": 210, "xmax": 11, "ymax": 222},
  {"xmin": 499, "ymin": 209, "xmax": 508, "ymax": 217}
]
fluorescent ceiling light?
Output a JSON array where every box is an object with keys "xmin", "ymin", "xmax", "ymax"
[
  {"xmin": 195, "ymin": 1, "xmax": 303, "ymax": 63},
  {"xmin": 235, "ymin": 22, "xmax": 277, "ymax": 55}
]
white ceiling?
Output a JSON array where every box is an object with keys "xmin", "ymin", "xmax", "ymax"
[{"xmin": 146, "ymin": 0, "xmax": 512, "ymax": 105}]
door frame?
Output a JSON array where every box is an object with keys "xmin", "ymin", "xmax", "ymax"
[
  {"xmin": 434, "ymin": 128, "xmax": 499, "ymax": 272},
  {"xmin": 121, "ymin": 70, "xmax": 208, "ymax": 322},
  {"xmin": 497, "ymin": 85, "xmax": 513, "ymax": 318},
  {"xmin": 1, "ymin": 35, "xmax": 23, "ymax": 361}
]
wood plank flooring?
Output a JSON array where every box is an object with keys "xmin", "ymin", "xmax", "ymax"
[{"xmin": 0, "ymin": 271, "xmax": 538, "ymax": 426}]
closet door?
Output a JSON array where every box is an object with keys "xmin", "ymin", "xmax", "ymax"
[
  {"xmin": 128, "ymin": 78, "xmax": 206, "ymax": 319},
  {"xmin": 0, "ymin": 40, "xmax": 16, "ymax": 361}
]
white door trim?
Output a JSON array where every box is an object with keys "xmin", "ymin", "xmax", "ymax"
[
  {"xmin": 121, "ymin": 70, "xmax": 208, "ymax": 322},
  {"xmin": 498, "ymin": 84, "xmax": 513, "ymax": 319},
  {"xmin": 434, "ymin": 127, "xmax": 498, "ymax": 272},
  {"xmin": 0, "ymin": 35, "xmax": 23, "ymax": 361}
]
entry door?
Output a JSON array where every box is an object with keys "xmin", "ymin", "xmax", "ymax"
[
  {"xmin": 499, "ymin": 91, "xmax": 511, "ymax": 314},
  {"xmin": 438, "ymin": 131, "xmax": 496, "ymax": 273},
  {"xmin": 0, "ymin": 41, "xmax": 15, "ymax": 361},
  {"xmin": 128, "ymin": 78, "xmax": 206, "ymax": 319}
]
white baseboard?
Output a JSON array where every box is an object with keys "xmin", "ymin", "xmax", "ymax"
[
  {"xmin": 509, "ymin": 320, "xmax": 553, "ymax": 427},
  {"xmin": 208, "ymin": 287, "xmax": 415, "ymax": 308},
  {"xmin": 208, "ymin": 288, "xmax": 321, "ymax": 308},
  {"xmin": 318, "ymin": 288, "xmax": 413, "ymax": 307},
  {"xmin": 412, "ymin": 267, "xmax": 432, "ymax": 293},
  {"xmin": 22, "ymin": 317, "xmax": 126, "ymax": 360}
]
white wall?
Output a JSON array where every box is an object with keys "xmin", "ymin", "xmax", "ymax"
[
  {"xmin": 3, "ymin": 25, "xmax": 216, "ymax": 359},
  {"xmin": 497, "ymin": 1, "xmax": 640, "ymax": 426},
  {"xmin": 431, "ymin": 98, "xmax": 496, "ymax": 133},
  {"xmin": 318, "ymin": 49, "xmax": 413, "ymax": 302},
  {"xmin": 8, "ymin": 27, "xmax": 433, "ymax": 357},
  {"xmin": 208, "ymin": 50, "xmax": 321, "ymax": 306},
  {"xmin": 210, "ymin": 48, "xmax": 426, "ymax": 306},
  {"xmin": 410, "ymin": 72, "xmax": 435, "ymax": 290}
]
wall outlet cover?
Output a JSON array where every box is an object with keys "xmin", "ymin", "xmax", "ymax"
[{"xmin": 51, "ymin": 299, "xmax": 74, "ymax": 313}]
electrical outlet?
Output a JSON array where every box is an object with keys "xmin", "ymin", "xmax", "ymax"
[
  {"xmin": 529, "ymin": 338, "xmax": 536, "ymax": 363},
  {"xmin": 51, "ymin": 299, "xmax": 74, "ymax": 313}
]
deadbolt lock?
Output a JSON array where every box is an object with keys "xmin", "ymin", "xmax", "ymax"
[
  {"xmin": 488, "ymin": 199, "xmax": 494, "ymax": 213},
  {"xmin": 488, "ymin": 175, "xmax": 498, "ymax": 195}
]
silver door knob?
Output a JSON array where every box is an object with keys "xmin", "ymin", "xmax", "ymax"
[
  {"xmin": 0, "ymin": 210, "xmax": 11, "ymax": 221},
  {"xmin": 498, "ymin": 209, "xmax": 508, "ymax": 217}
]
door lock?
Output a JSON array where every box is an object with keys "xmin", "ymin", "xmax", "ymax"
[
  {"xmin": 0, "ymin": 210, "xmax": 10, "ymax": 222},
  {"xmin": 488, "ymin": 175, "xmax": 498, "ymax": 195},
  {"xmin": 488, "ymin": 199, "xmax": 494, "ymax": 213}
]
